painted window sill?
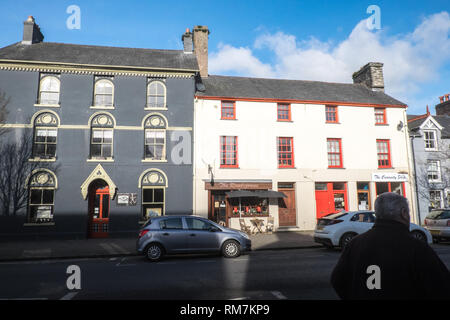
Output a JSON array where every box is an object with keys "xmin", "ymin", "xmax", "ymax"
[
  {"xmin": 328, "ymin": 167, "xmax": 346, "ymax": 169},
  {"xmin": 34, "ymin": 103, "xmax": 60, "ymax": 108},
  {"xmin": 87, "ymin": 158, "xmax": 114, "ymax": 162},
  {"xmin": 377, "ymin": 167, "xmax": 394, "ymax": 169},
  {"xmin": 29, "ymin": 158, "xmax": 56, "ymax": 162},
  {"xmin": 23, "ymin": 222, "xmax": 55, "ymax": 227},
  {"xmin": 277, "ymin": 120, "xmax": 293, "ymax": 122},
  {"xmin": 142, "ymin": 159, "xmax": 168, "ymax": 163},
  {"xmin": 220, "ymin": 166, "xmax": 240, "ymax": 169},
  {"xmin": 90, "ymin": 105, "xmax": 115, "ymax": 110},
  {"xmin": 325, "ymin": 122, "xmax": 340, "ymax": 124},
  {"xmin": 220, "ymin": 118, "xmax": 237, "ymax": 121},
  {"xmin": 375, "ymin": 123, "xmax": 389, "ymax": 126},
  {"xmin": 278, "ymin": 167, "xmax": 296, "ymax": 169},
  {"xmin": 145, "ymin": 107, "xmax": 168, "ymax": 111}
]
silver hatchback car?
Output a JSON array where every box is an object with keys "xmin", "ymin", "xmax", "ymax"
[{"xmin": 136, "ymin": 215, "xmax": 252, "ymax": 261}]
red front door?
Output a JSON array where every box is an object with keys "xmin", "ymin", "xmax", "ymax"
[
  {"xmin": 315, "ymin": 182, "xmax": 348, "ymax": 219},
  {"xmin": 88, "ymin": 181, "xmax": 110, "ymax": 238}
]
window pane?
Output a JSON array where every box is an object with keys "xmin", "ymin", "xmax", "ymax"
[
  {"xmin": 315, "ymin": 183, "xmax": 327, "ymax": 191},
  {"xmin": 96, "ymin": 81, "xmax": 113, "ymax": 94},
  {"xmin": 162, "ymin": 218, "xmax": 183, "ymax": 230},
  {"xmin": 46, "ymin": 130, "xmax": 57, "ymax": 143},
  {"xmin": 33, "ymin": 144, "xmax": 46, "ymax": 157},
  {"xmin": 102, "ymin": 144, "xmax": 112, "ymax": 157},
  {"xmin": 30, "ymin": 189, "xmax": 42, "ymax": 204},
  {"xmin": 47, "ymin": 144, "xmax": 56, "ymax": 157},
  {"xmin": 42, "ymin": 189, "xmax": 54, "ymax": 204},
  {"xmin": 376, "ymin": 183, "xmax": 389, "ymax": 195},
  {"xmin": 154, "ymin": 188, "xmax": 164, "ymax": 202},
  {"xmin": 145, "ymin": 145, "xmax": 155, "ymax": 158},
  {"xmin": 186, "ymin": 218, "xmax": 211, "ymax": 230},
  {"xmin": 92, "ymin": 130, "xmax": 103, "ymax": 143},
  {"xmin": 91, "ymin": 144, "xmax": 101, "ymax": 157},
  {"xmin": 41, "ymin": 77, "xmax": 60, "ymax": 92},
  {"xmin": 103, "ymin": 130, "xmax": 113, "ymax": 143},
  {"xmin": 143, "ymin": 189, "xmax": 154, "ymax": 203}
]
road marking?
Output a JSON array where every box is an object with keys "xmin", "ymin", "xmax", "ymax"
[
  {"xmin": 115, "ymin": 257, "xmax": 136, "ymax": 267},
  {"xmin": 229, "ymin": 297, "xmax": 250, "ymax": 300},
  {"xmin": 271, "ymin": 291, "xmax": 287, "ymax": 300},
  {"xmin": 110, "ymin": 257, "xmax": 117, "ymax": 261},
  {"xmin": 60, "ymin": 292, "xmax": 78, "ymax": 300},
  {"xmin": 109, "ymin": 243, "xmax": 130, "ymax": 254},
  {"xmin": 22, "ymin": 249, "xmax": 52, "ymax": 258},
  {"xmin": 100, "ymin": 243, "xmax": 117, "ymax": 254}
]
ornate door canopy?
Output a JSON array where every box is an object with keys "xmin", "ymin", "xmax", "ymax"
[{"xmin": 81, "ymin": 164, "xmax": 117, "ymax": 200}]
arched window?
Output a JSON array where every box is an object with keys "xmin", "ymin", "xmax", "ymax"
[
  {"xmin": 147, "ymin": 81, "xmax": 166, "ymax": 108},
  {"xmin": 94, "ymin": 79, "xmax": 114, "ymax": 107},
  {"xmin": 39, "ymin": 76, "xmax": 60, "ymax": 105},
  {"xmin": 27, "ymin": 170, "xmax": 57, "ymax": 224},
  {"xmin": 143, "ymin": 114, "xmax": 167, "ymax": 161},
  {"xmin": 139, "ymin": 169, "xmax": 168, "ymax": 221},
  {"xmin": 90, "ymin": 113, "xmax": 114, "ymax": 160},
  {"xmin": 32, "ymin": 112, "xmax": 59, "ymax": 159}
]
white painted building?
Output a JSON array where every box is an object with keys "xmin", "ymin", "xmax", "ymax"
[{"xmin": 185, "ymin": 27, "xmax": 418, "ymax": 231}]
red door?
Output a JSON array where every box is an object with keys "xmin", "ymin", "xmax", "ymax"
[
  {"xmin": 88, "ymin": 183, "xmax": 110, "ymax": 238},
  {"xmin": 315, "ymin": 182, "xmax": 348, "ymax": 219},
  {"xmin": 278, "ymin": 189, "xmax": 296, "ymax": 226}
]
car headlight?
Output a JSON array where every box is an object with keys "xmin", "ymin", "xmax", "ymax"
[{"xmin": 239, "ymin": 231, "xmax": 250, "ymax": 240}]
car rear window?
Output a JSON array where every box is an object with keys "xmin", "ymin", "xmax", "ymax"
[
  {"xmin": 159, "ymin": 218, "xmax": 183, "ymax": 230},
  {"xmin": 322, "ymin": 212, "xmax": 348, "ymax": 220},
  {"xmin": 427, "ymin": 210, "xmax": 450, "ymax": 219}
]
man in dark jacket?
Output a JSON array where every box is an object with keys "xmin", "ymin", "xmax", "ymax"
[{"xmin": 331, "ymin": 192, "xmax": 450, "ymax": 299}]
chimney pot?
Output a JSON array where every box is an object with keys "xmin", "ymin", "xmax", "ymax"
[
  {"xmin": 445, "ymin": 94, "xmax": 449, "ymax": 101},
  {"xmin": 181, "ymin": 28, "xmax": 193, "ymax": 53},
  {"xmin": 352, "ymin": 62, "xmax": 385, "ymax": 92}
]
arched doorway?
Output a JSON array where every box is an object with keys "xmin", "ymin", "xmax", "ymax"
[{"xmin": 88, "ymin": 179, "xmax": 110, "ymax": 238}]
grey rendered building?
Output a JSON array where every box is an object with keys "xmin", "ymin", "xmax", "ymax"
[
  {"xmin": 408, "ymin": 98, "xmax": 450, "ymax": 224},
  {"xmin": 0, "ymin": 17, "xmax": 199, "ymax": 238}
]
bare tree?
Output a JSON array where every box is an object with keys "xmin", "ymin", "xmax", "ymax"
[
  {"xmin": 0, "ymin": 129, "xmax": 59, "ymax": 216},
  {"xmin": 415, "ymin": 140, "xmax": 450, "ymax": 209},
  {"xmin": 0, "ymin": 89, "xmax": 10, "ymax": 138}
]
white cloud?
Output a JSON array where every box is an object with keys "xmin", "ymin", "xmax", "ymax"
[{"xmin": 208, "ymin": 12, "xmax": 450, "ymax": 112}]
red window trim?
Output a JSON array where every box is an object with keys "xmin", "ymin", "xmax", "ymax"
[
  {"xmin": 327, "ymin": 138, "xmax": 343, "ymax": 168},
  {"xmin": 325, "ymin": 105, "xmax": 339, "ymax": 123},
  {"xmin": 375, "ymin": 108, "xmax": 387, "ymax": 125},
  {"xmin": 376, "ymin": 139, "xmax": 392, "ymax": 168},
  {"xmin": 277, "ymin": 137, "xmax": 295, "ymax": 168},
  {"xmin": 277, "ymin": 103, "xmax": 291, "ymax": 122},
  {"xmin": 221, "ymin": 101, "xmax": 236, "ymax": 120},
  {"xmin": 220, "ymin": 136, "xmax": 239, "ymax": 168}
]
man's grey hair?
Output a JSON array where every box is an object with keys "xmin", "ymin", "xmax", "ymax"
[{"xmin": 374, "ymin": 192, "xmax": 409, "ymax": 220}]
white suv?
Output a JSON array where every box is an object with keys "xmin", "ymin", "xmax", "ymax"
[{"xmin": 314, "ymin": 211, "xmax": 432, "ymax": 249}]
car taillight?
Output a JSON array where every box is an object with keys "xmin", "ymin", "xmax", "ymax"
[
  {"xmin": 138, "ymin": 230, "xmax": 149, "ymax": 238},
  {"xmin": 328, "ymin": 219, "xmax": 343, "ymax": 225}
]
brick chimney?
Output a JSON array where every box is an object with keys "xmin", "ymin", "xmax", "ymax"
[
  {"xmin": 436, "ymin": 93, "xmax": 450, "ymax": 116},
  {"xmin": 22, "ymin": 16, "xmax": 44, "ymax": 45},
  {"xmin": 193, "ymin": 25, "xmax": 210, "ymax": 78},
  {"xmin": 182, "ymin": 28, "xmax": 193, "ymax": 53},
  {"xmin": 352, "ymin": 62, "xmax": 384, "ymax": 92}
]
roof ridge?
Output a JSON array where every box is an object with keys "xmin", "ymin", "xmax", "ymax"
[
  {"xmin": 29, "ymin": 41, "xmax": 184, "ymax": 53},
  {"xmin": 208, "ymin": 74, "xmax": 362, "ymax": 86}
]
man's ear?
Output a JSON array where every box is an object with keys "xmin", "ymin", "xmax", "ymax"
[{"xmin": 401, "ymin": 207, "xmax": 410, "ymax": 224}]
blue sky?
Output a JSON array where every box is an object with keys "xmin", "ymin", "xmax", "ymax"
[{"xmin": 1, "ymin": 0, "xmax": 449, "ymax": 114}]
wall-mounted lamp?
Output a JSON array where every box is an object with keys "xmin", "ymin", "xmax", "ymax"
[{"xmin": 397, "ymin": 121, "xmax": 404, "ymax": 131}]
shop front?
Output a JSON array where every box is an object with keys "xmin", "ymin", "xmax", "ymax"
[{"xmin": 204, "ymin": 181, "xmax": 285, "ymax": 232}]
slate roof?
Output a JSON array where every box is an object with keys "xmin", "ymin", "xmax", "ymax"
[
  {"xmin": 0, "ymin": 42, "xmax": 199, "ymax": 71},
  {"xmin": 407, "ymin": 114, "xmax": 450, "ymax": 138},
  {"xmin": 197, "ymin": 75, "xmax": 406, "ymax": 106}
]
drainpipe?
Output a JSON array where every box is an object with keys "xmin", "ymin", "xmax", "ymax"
[{"xmin": 409, "ymin": 135, "xmax": 421, "ymax": 224}]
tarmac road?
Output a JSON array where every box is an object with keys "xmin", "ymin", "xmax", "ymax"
[{"xmin": 0, "ymin": 245, "xmax": 449, "ymax": 300}]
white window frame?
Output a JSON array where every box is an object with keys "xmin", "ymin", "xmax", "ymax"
[
  {"xmin": 423, "ymin": 130, "xmax": 438, "ymax": 151},
  {"xmin": 146, "ymin": 81, "xmax": 167, "ymax": 109},
  {"xmin": 38, "ymin": 75, "xmax": 60, "ymax": 106},
  {"xmin": 92, "ymin": 79, "xmax": 115, "ymax": 109},
  {"xmin": 429, "ymin": 190, "xmax": 443, "ymax": 209},
  {"xmin": 427, "ymin": 160, "xmax": 441, "ymax": 183}
]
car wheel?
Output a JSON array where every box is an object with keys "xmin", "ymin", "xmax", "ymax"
[
  {"xmin": 222, "ymin": 240, "xmax": 241, "ymax": 258},
  {"xmin": 411, "ymin": 230, "xmax": 427, "ymax": 243},
  {"xmin": 145, "ymin": 243, "xmax": 164, "ymax": 262},
  {"xmin": 339, "ymin": 233, "xmax": 356, "ymax": 249}
]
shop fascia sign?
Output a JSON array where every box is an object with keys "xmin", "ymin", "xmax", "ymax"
[{"xmin": 372, "ymin": 173, "xmax": 408, "ymax": 182}]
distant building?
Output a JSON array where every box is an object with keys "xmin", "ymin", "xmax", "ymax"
[
  {"xmin": 189, "ymin": 28, "xmax": 418, "ymax": 231},
  {"xmin": 408, "ymin": 97, "xmax": 450, "ymax": 223},
  {"xmin": 0, "ymin": 17, "xmax": 197, "ymax": 238}
]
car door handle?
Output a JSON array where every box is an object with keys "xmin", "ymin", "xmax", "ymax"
[{"xmin": 163, "ymin": 233, "xmax": 169, "ymax": 236}]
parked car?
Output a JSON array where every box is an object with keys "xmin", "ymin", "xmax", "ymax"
[
  {"xmin": 136, "ymin": 215, "xmax": 252, "ymax": 261},
  {"xmin": 424, "ymin": 209, "xmax": 450, "ymax": 243},
  {"xmin": 314, "ymin": 210, "xmax": 432, "ymax": 249}
]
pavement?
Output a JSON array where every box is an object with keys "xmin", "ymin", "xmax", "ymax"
[{"xmin": 0, "ymin": 231, "xmax": 319, "ymax": 262}]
